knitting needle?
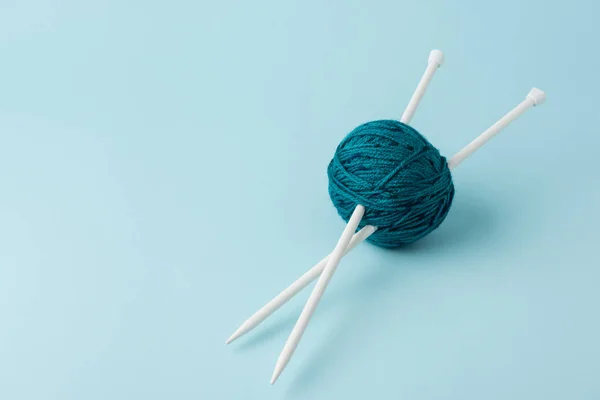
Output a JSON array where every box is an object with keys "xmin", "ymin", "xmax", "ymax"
[
  {"xmin": 225, "ymin": 224, "xmax": 377, "ymax": 344},
  {"xmin": 269, "ymin": 50, "xmax": 445, "ymax": 384},
  {"xmin": 227, "ymin": 87, "xmax": 546, "ymax": 363}
]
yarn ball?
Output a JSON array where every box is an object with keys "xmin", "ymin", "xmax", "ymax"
[{"xmin": 327, "ymin": 120, "xmax": 455, "ymax": 248}]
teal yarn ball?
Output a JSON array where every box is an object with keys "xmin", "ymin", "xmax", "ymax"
[{"xmin": 327, "ymin": 120, "xmax": 455, "ymax": 248}]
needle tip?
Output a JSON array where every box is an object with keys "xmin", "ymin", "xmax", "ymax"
[
  {"xmin": 225, "ymin": 326, "xmax": 244, "ymax": 345},
  {"xmin": 225, "ymin": 332, "xmax": 238, "ymax": 345},
  {"xmin": 270, "ymin": 362, "xmax": 285, "ymax": 385}
]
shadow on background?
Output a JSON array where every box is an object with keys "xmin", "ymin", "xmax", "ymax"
[{"xmin": 283, "ymin": 187, "xmax": 508, "ymax": 397}]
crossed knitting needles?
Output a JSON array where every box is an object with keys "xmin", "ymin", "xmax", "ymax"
[{"xmin": 226, "ymin": 50, "xmax": 546, "ymax": 384}]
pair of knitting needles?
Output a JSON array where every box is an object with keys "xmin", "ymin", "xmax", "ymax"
[{"xmin": 226, "ymin": 50, "xmax": 546, "ymax": 384}]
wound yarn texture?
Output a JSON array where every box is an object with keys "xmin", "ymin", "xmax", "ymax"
[{"xmin": 327, "ymin": 120, "xmax": 455, "ymax": 248}]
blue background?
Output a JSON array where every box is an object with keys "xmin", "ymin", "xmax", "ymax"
[{"xmin": 1, "ymin": 0, "xmax": 599, "ymax": 398}]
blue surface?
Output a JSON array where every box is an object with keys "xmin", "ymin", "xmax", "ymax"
[{"xmin": 1, "ymin": 1, "xmax": 599, "ymax": 399}]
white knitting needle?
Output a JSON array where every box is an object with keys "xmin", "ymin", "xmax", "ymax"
[
  {"xmin": 228, "ymin": 86, "xmax": 546, "ymax": 358},
  {"xmin": 227, "ymin": 87, "xmax": 546, "ymax": 350},
  {"xmin": 269, "ymin": 50, "xmax": 445, "ymax": 384}
]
